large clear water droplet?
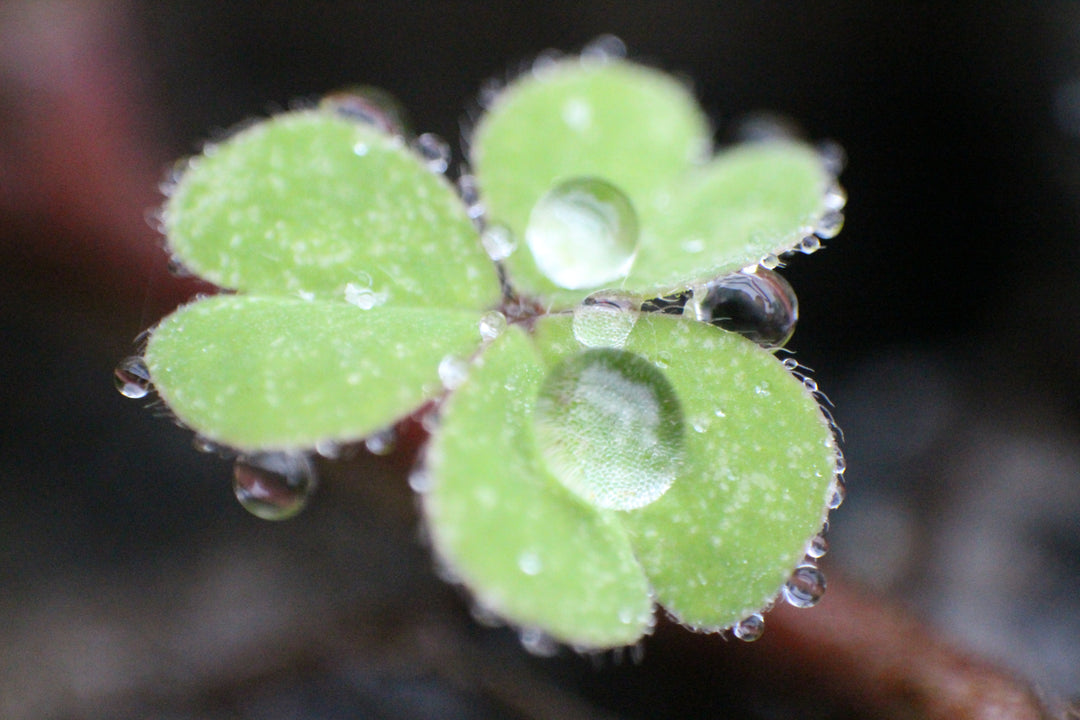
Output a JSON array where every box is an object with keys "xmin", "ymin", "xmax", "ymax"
[
  {"xmin": 688, "ymin": 267, "xmax": 798, "ymax": 348},
  {"xmin": 233, "ymin": 452, "xmax": 317, "ymax": 521},
  {"xmin": 319, "ymin": 87, "xmax": 409, "ymax": 136},
  {"xmin": 114, "ymin": 356, "xmax": 151, "ymax": 399},
  {"xmin": 783, "ymin": 564, "xmax": 827, "ymax": 608},
  {"xmin": 572, "ymin": 290, "xmax": 642, "ymax": 349},
  {"xmin": 733, "ymin": 613, "xmax": 765, "ymax": 642},
  {"xmin": 413, "ymin": 132, "xmax": 451, "ymax": 174},
  {"xmin": 525, "ymin": 177, "xmax": 639, "ymax": 290},
  {"xmin": 533, "ymin": 348, "xmax": 684, "ymax": 511}
]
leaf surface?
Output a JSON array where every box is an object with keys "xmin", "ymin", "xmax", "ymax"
[
  {"xmin": 166, "ymin": 111, "xmax": 500, "ymax": 309},
  {"xmin": 145, "ymin": 295, "xmax": 483, "ymax": 450}
]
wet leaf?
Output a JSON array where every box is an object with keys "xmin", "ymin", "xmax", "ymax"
[
  {"xmin": 627, "ymin": 141, "xmax": 833, "ymax": 294},
  {"xmin": 471, "ymin": 59, "xmax": 711, "ymax": 306},
  {"xmin": 165, "ymin": 110, "xmax": 500, "ymax": 310},
  {"xmin": 145, "ymin": 295, "xmax": 483, "ymax": 450},
  {"xmin": 423, "ymin": 326, "xmax": 654, "ymax": 648}
]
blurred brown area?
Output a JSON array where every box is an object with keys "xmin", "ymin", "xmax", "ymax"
[{"xmin": 1, "ymin": 1, "xmax": 1077, "ymax": 718}]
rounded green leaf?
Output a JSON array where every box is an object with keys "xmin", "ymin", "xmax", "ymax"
[
  {"xmin": 621, "ymin": 314, "xmax": 835, "ymax": 629},
  {"xmin": 471, "ymin": 59, "xmax": 711, "ymax": 306},
  {"xmin": 165, "ymin": 110, "xmax": 500, "ymax": 309},
  {"xmin": 145, "ymin": 295, "xmax": 484, "ymax": 451},
  {"xmin": 627, "ymin": 141, "xmax": 833, "ymax": 295},
  {"xmin": 423, "ymin": 326, "xmax": 654, "ymax": 648},
  {"xmin": 533, "ymin": 312, "xmax": 836, "ymax": 630}
]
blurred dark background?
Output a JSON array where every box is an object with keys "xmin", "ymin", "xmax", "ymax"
[{"xmin": 2, "ymin": 2, "xmax": 1079, "ymax": 718}]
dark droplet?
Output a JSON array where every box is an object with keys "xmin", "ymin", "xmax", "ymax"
[{"xmin": 690, "ymin": 268, "xmax": 798, "ymax": 348}]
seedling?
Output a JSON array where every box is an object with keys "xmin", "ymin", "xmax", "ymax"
[{"xmin": 117, "ymin": 42, "xmax": 846, "ymax": 651}]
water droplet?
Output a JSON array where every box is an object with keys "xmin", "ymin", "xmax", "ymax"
[
  {"xmin": 581, "ymin": 34, "xmax": 627, "ymax": 62},
  {"xmin": 760, "ymin": 253, "xmax": 781, "ymax": 270},
  {"xmin": 480, "ymin": 224, "xmax": 516, "ymax": 261},
  {"xmin": 834, "ymin": 450, "xmax": 847, "ymax": 475},
  {"xmin": 364, "ymin": 427, "xmax": 397, "ymax": 456},
  {"xmin": 314, "ymin": 439, "xmax": 342, "ymax": 459},
  {"xmin": 817, "ymin": 140, "xmax": 847, "ymax": 175},
  {"xmin": 806, "ymin": 532, "xmax": 829, "ymax": 559},
  {"xmin": 518, "ymin": 627, "xmax": 558, "ymax": 657},
  {"xmin": 525, "ymin": 177, "xmax": 639, "ymax": 290},
  {"xmin": 517, "ymin": 550, "xmax": 543, "ymax": 575},
  {"xmin": 469, "ymin": 603, "xmax": 504, "ymax": 628},
  {"xmin": 688, "ymin": 268, "xmax": 798, "ymax": 348},
  {"xmin": 823, "ymin": 182, "xmax": 847, "ymax": 211},
  {"xmin": 457, "ymin": 174, "xmax": 484, "ymax": 222},
  {"xmin": 319, "ymin": 87, "xmax": 409, "ymax": 136},
  {"xmin": 408, "ymin": 467, "xmax": 432, "ymax": 493},
  {"xmin": 533, "ymin": 348, "xmax": 685, "ymax": 511},
  {"xmin": 782, "ymin": 357, "xmax": 800, "ymax": 371},
  {"xmin": 827, "ymin": 478, "xmax": 846, "ymax": 509},
  {"xmin": 438, "ymin": 355, "xmax": 470, "ymax": 390},
  {"xmin": 478, "ymin": 311, "xmax": 508, "ymax": 342},
  {"xmin": 531, "ymin": 48, "xmax": 564, "ymax": 77},
  {"xmin": 783, "ymin": 564, "xmax": 827, "ymax": 608},
  {"xmin": 798, "ymin": 235, "xmax": 822, "ymax": 254},
  {"xmin": 233, "ymin": 452, "xmax": 317, "ymax": 521},
  {"xmin": 166, "ymin": 256, "xmax": 193, "ymax": 278},
  {"xmin": 192, "ymin": 435, "xmax": 227, "ymax": 455},
  {"xmin": 641, "ymin": 291, "xmax": 691, "ymax": 316},
  {"xmin": 733, "ymin": 613, "xmax": 765, "ymax": 642},
  {"xmin": 413, "ymin": 132, "xmax": 451, "ymax": 174},
  {"xmin": 114, "ymin": 356, "xmax": 151, "ymax": 399},
  {"xmin": 572, "ymin": 290, "xmax": 641, "ymax": 349},
  {"xmin": 816, "ymin": 211, "xmax": 845, "ymax": 240},
  {"xmin": 344, "ymin": 282, "xmax": 387, "ymax": 310}
]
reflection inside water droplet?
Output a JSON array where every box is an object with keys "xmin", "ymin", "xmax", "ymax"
[
  {"xmin": 233, "ymin": 452, "xmax": 316, "ymax": 521},
  {"xmin": 319, "ymin": 87, "xmax": 409, "ymax": 136},
  {"xmin": 114, "ymin": 356, "xmax": 151, "ymax": 399},
  {"xmin": 688, "ymin": 267, "xmax": 798, "ymax": 348},
  {"xmin": 783, "ymin": 564, "xmax": 827, "ymax": 608},
  {"xmin": 733, "ymin": 613, "xmax": 765, "ymax": 642},
  {"xmin": 640, "ymin": 290, "xmax": 691, "ymax": 316},
  {"xmin": 572, "ymin": 290, "xmax": 641, "ymax": 349},
  {"xmin": 525, "ymin": 177, "xmax": 639, "ymax": 290},
  {"xmin": 533, "ymin": 348, "xmax": 684, "ymax": 511}
]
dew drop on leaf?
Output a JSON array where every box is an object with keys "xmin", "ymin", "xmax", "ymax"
[
  {"xmin": 733, "ymin": 613, "xmax": 765, "ymax": 642},
  {"xmin": 525, "ymin": 177, "xmax": 639, "ymax": 290},
  {"xmin": 518, "ymin": 627, "xmax": 559, "ymax": 657},
  {"xmin": 319, "ymin": 87, "xmax": 409, "ymax": 136},
  {"xmin": 478, "ymin": 311, "xmax": 508, "ymax": 342},
  {"xmin": 783, "ymin": 563, "xmax": 827, "ymax": 608},
  {"xmin": 688, "ymin": 267, "xmax": 798, "ymax": 348},
  {"xmin": 480, "ymin": 224, "xmax": 516, "ymax": 261},
  {"xmin": 114, "ymin": 356, "xmax": 151, "ymax": 399},
  {"xmin": 816, "ymin": 210, "xmax": 845, "ymax": 240},
  {"xmin": 364, "ymin": 427, "xmax": 397, "ymax": 456},
  {"xmin": 413, "ymin": 132, "xmax": 452, "ymax": 174},
  {"xmin": 233, "ymin": 452, "xmax": 317, "ymax": 521},
  {"xmin": 438, "ymin": 355, "xmax": 470, "ymax": 390},
  {"xmin": 572, "ymin": 290, "xmax": 641, "ymax": 349},
  {"xmin": 827, "ymin": 477, "xmax": 846, "ymax": 510},
  {"xmin": 533, "ymin": 348, "xmax": 684, "ymax": 511},
  {"xmin": 806, "ymin": 532, "xmax": 829, "ymax": 559}
]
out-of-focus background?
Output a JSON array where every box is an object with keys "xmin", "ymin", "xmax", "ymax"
[{"xmin": 2, "ymin": 2, "xmax": 1078, "ymax": 718}]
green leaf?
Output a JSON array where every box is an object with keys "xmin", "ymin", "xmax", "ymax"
[
  {"xmin": 627, "ymin": 141, "xmax": 833, "ymax": 294},
  {"xmin": 145, "ymin": 295, "xmax": 484, "ymax": 451},
  {"xmin": 620, "ymin": 313, "xmax": 835, "ymax": 629},
  {"xmin": 423, "ymin": 326, "xmax": 654, "ymax": 648},
  {"xmin": 165, "ymin": 110, "xmax": 500, "ymax": 310},
  {"xmin": 471, "ymin": 59, "xmax": 711, "ymax": 306},
  {"xmin": 532, "ymin": 312, "xmax": 835, "ymax": 630}
]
